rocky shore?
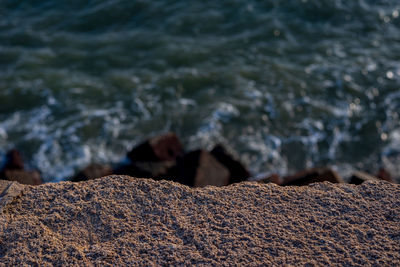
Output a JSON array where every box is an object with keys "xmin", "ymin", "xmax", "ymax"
[
  {"xmin": 0, "ymin": 132, "xmax": 397, "ymax": 187},
  {"xmin": 0, "ymin": 176, "xmax": 399, "ymax": 265}
]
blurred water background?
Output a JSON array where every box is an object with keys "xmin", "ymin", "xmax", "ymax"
[{"xmin": 0, "ymin": 0, "xmax": 399, "ymax": 182}]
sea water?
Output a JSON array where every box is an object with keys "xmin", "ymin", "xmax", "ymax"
[{"xmin": 0, "ymin": 0, "xmax": 399, "ymax": 181}]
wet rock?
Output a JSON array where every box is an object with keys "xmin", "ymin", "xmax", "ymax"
[
  {"xmin": 113, "ymin": 163, "xmax": 152, "ymax": 178},
  {"xmin": 282, "ymin": 167, "xmax": 343, "ymax": 186},
  {"xmin": 210, "ymin": 145, "xmax": 251, "ymax": 184},
  {"xmin": 350, "ymin": 171, "xmax": 379, "ymax": 185},
  {"xmin": 258, "ymin": 173, "xmax": 282, "ymax": 185},
  {"xmin": 114, "ymin": 160, "xmax": 177, "ymax": 180},
  {"xmin": 3, "ymin": 149, "xmax": 24, "ymax": 170},
  {"xmin": 175, "ymin": 150, "xmax": 230, "ymax": 187},
  {"xmin": 71, "ymin": 164, "xmax": 113, "ymax": 182},
  {"xmin": 0, "ymin": 149, "xmax": 42, "ymax": 185},
  {"xmin": 134, "ymin": 161, "xmax": 177, "ymax": 178},
  {"xmin": 122, "ymin": 133, "xmax": 184, "ymax": 182},
  {"xmin": 2, "ymin": 169, "xmax": 42, "ymax": 185},
  {"xmin": 376, "ymin": 168, "xmax": 393, "ymax": 183},
  {"xmin": 127, "ymin": 133, "xmax": 184, "ymax": 162}
]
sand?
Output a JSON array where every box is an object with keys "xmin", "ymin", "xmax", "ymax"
[{"xmin": 0, "ymin": 175, "xmax": 399, "ymax": 266}]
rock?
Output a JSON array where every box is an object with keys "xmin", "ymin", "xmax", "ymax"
[
  {"xmin": 127, "ymin": 133, "xmax": 184, "ymax": 162},
  {"xmin": 114, "ymin": 161, "xmax": 177, "ymax": 180},
  {"xmin": 210, "ymin": 145, "xmax": 251, "ymax": 184},
  {"xmin": 0, "ymin": 149, "xmax": 42, "ymax": 185},
  {"xmin": 349, "ymin": 171, "xmax": 379, "ymax": 185},
  {"xmin": 118, "ymin": 133, "xmax": 184, "ymax": 180},
  {"xmin": 376, "ymin": 168, "xmax": 393, "ymax": 183},
  {"xmin": 176, "ymin": 150, "xmax": 230, "ymax": 187},
  {"xmin": 282, "ymin": 167, "xmax": 343, "ymax": 186},
  {"xmin": 113, "ymin": 163, "xmax": 153, "ymax": 178},
  {"xmin": 3, "ymin": 149, "xmax": 24, "ymax": 170},
  {"xmin": 134, "ymin": 161, "xmax": 177, "ymax": 178},
  {"xmin": 2, "ymin": 169, "xmax": 42, "ymax": 185},
  {"xmin": 258, "ymin": 173, "xmax": 282, "ymax": 185},
  {"xmin": 71, "ymin": 163, "xmax": 113, "ymax": 182}
]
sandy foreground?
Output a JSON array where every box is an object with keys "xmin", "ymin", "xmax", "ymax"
[{"xmin": 0, "ymin": 176, "xmax": 399, "ymax": 266}]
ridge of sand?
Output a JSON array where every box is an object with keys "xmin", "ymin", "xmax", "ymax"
[
  {"xmin": 0, "ymin": 180, "xmax": 25, "ymax": 213},
  {"xmin": 0, "ymin": 176, "xmax": 399, "ymax": 266}
]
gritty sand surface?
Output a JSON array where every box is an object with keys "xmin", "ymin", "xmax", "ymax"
[{"xmin": 0, "ymin": 176, "xmax": 399, "ymax": 266}]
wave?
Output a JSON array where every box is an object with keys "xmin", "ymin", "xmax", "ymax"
[{"xmin": 0, "ymin": 0, "xmax": 399, "ymax": 180}]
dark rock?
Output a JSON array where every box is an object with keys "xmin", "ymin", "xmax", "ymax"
[
  {"xmin": 2, "ymin": 169, "xmax": 42, "ymax": 185},
  {"xmin": 0, "ymin": 149, "xmax": 42, "ymax": 185},
  {"xmin": 134, "ymin": 161, "xmax": 177, "ymax": 178},
  {"xmin": 127, "ymin": 133, "xmax": 184, "ymax": 162},
  {"xmin": 349, "ymin": 171, "xmax": 379, "ymax": 185},
  {"xmin": 114, "ymin": 160, "xmax": 177, "ymax": 180},
  {"xmin": 282, "ymin": 167, "xmax": 343, "ymax": 186},
  {"xmin": 175, "ymin": 150, "xmax": 230, "ymax": 187},
  {"xmin": 376, "ymin": 168, "xmax": 393, "ymax": 183},
  {"xmin": 113, "ymin": 163, "xmax": 152, "ymax": 178},
  {"xmin": 210, "ymin": 145, "xmax": 251, "ymax": 184},
  {"xmin": 3, "ymin": 149, "xmax": 24, "ymax": 170},
  {"xmin": 71, "ymin": 164, "xmax": 113, "ymax": 182},
  {"xmin": 258, "ymin": 173, "xmax": 282, "ymax": 185}
]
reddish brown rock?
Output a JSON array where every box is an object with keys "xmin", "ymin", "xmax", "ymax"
[
  {"xmin": 0, "ymin": 149, "xmax": 42, "ymax": 185},
  {"xmin": 134, "ymin": 161, "xmax": 176, "ymax": 178},
  {"xmin": 113, "ymin": 163, "xmax": 152, "ymax": 178},
  {"xmin": 3, "ymin": 149, "xmax": 24, "ymax": 170},
  {"xmin": 349, "ymin": 171, "xmax": 379, "ymax": 185},
  {"xmin": 376, "ymin": 168, "xmax": 393, "ymax": 183},
  {"xmin": 114, "ymin": 161, "xmax": 177, "ymax": 180},
  {"xmin": 210, "ymin": 145, "xmax": 251, "ymax": 184},
  {"xmin": 71, "ymin": 163, "xmax": 113, "ymax": 182},
  {"xmin": 258, "ymin": 173, "xmax": 282, "ymax": 185},
  {"xmin": 176, "ymin": 150, "xmax": 230, "ymax": 187},
  {"xmin": 127, "ymin": 133, "xmax": 184, "ymax": 162},
  {"xmin": 282, "ymin": 167, "xmax": 343, "ymax": 186},
  {"xmin": 2, "ymin": 169, "xmax": 42, "ymax": 185}
]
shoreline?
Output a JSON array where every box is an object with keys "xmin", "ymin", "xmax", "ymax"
[{"xmin": 0, "ymin": 132, "xmax": 396, "ymax": 186}]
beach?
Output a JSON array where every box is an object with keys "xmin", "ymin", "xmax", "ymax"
[{"xmin": 0, "ymin": 176, "xmax": 399, "ymax": 265}]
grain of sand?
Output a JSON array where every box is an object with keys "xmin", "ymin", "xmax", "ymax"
[{"xmin": 0, "ymin": 175, "xmax": 399, "ymax": 266}]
